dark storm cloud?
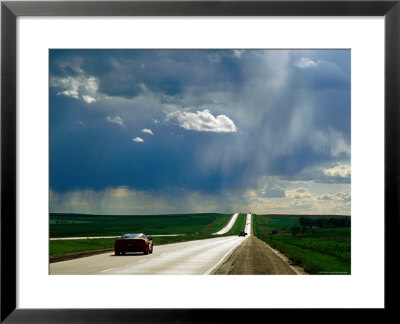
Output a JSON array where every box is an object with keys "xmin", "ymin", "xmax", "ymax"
[
  {"xmin": 50, "ymin": 49, "xmax": 351, "ymax": 198},
  {"xmin": 50, "ymin": 49, "xmax": 245, "ymax": 100}
]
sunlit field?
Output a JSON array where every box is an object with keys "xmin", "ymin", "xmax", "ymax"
[{"xmin": 253, "ymin": 214, "xmax": 351, "ymax": 274}]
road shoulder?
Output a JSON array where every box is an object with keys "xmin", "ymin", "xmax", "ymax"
[{"xmin": 212, "ymin": 235, "xmax": 307, "ymax": 275}]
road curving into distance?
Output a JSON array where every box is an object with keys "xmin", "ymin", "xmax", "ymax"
[
  {"xmin": 213, "ymin": 213, "xmax": 239, "ymax": 235},
  {"xmin": 50, "ymin": 213, "xmax": 239, "ymax": 241},
  {"xmin": 51, "ymin": 213, "xmax": 241, "ymax": 241},
  {"xmin": 49, "ymin": 211, "xmax": 301, "ymax": 275}
]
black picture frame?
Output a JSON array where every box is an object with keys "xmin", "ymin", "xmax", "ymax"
[{"xmin": 1, "ymin": 0, "xmax": 399, "ymax": 322}]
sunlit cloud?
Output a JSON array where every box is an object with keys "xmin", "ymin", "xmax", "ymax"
[
  {"xmin": 51, "ymin": 74, "xmax": 99, "ymax": 102},
  {"xmin": 132, "ymin": 137, "xmax": 144, "ymax": 143},
  {"xmin": 166, "ymin": 109, "xmax": 237, "ymax": 133},
  {"xmin": 141, "ymin": 128, "xmax": 154, "ymax": 135},
  {"xmin": 82, "ymin": 95, "xmax": 96, "ymax": 103},
  {"xmin": 323, "ymin": 164, "xmax": 351, "ymax": 178}
]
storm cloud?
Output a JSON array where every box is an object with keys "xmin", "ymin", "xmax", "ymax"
[{"xmin": 50, "ymin": 49, "xmax": 351, "ymax": 214}]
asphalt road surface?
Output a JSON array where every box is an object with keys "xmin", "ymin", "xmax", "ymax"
[
  {"xmin": 50, "ymin": 235, "xmax": 248, "ymax": 275},
  {"xmin": 50, "ymin": 211, "xmax": 301, "ymax": 275},
  {"xmin": 213, "ymin": 213, "xmax": 239, "ymax": 235},
  {"xmin": 244, "ymin": 213, "xmax": 252, "ymax": 235}
]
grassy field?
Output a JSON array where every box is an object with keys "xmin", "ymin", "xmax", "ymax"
[
  {"xmin": 223, "ymin": 213, "xmax": 247, "ymax": 236},
  {"xmin": 49, "ymin": 212, "xmax": 245, "ymax": 262},
  {"xmin": 50, "ymin": 235, "xmax": 215, "ymax": 260},
  {"xmin": 253, "ymin": 214, "xmax": 351, "ymax": 275},
  {"xmin": 50, "ymin": 213, "xmax": 231, "ymax": 238},
  {"xmin": 50, "ymin": 238, "xmax": 117, "ymax": 259}
]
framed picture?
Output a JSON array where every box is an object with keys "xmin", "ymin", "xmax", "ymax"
[{"xmin": 1, "ymin": 0, "xmax": 398, "ymax": 322}]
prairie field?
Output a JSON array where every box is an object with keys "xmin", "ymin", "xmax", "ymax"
[
  {"xmin": 253, "ymin": 214, "xmax": 351, "ymax": 275},
  {"xmin": 50, "ymin": 213, "xmax": 232, "ymax": 238}
]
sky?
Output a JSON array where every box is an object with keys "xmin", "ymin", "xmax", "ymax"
[{"xmin": 49, "ymin": 49, "xmax": 351, "ymax": 215}]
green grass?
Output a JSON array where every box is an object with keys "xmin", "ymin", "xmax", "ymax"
[
  {"xmin": 50, "ymin": 238, "xmax": 116, "ymax": 259},
  {"xmin": 49, "ymin": 212, "xmax": 240, "ymax": 261},
  {"xmin": 50, "ymin": 213, "xmax": 231, "ymax": 238},
  {"xmin": 223, "ymin": 213, "xmax": 247, "ymax": 236},
  {"xmin": 50, "ymin": 227, "xmax": 248, "ymax": 261},
  {"xmin": 253, "ymin": 214, "xmax": 351, "ymax": 275},
  {"xmin": 49, "ymin": 235, "xmax": 212, "ymax": 260}
]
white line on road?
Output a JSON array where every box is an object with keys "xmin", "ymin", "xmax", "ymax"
[
  {"xmin": 205, "ymin": 213, "xmax": 252, "ymax": 274},
  {"xmin": 100, "ymin": 268, "xmax": 114, "ymax": 273},
  {"xmin": 203, "ymin": 236, "xmax": 249, "ymax": 275}
]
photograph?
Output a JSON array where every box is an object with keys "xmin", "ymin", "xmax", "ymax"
[
  {"xmin": 2, "ymin": 0, "xmax": 397, "ymax": 320},
  {"xmin": 48, "ymin": 49, "xmax": 351, "ymax": 275}
]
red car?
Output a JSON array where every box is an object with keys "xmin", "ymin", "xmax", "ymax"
[{"xmin": 114, "ymin": 233, "xmax": 153, "ymax": 255}]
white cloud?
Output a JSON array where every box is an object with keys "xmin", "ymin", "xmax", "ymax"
[
  {"xmin": 294, "ymin": 58, "xmax": 346, "ymax": 82},
  {"xmin": 57, "ymin": 89, "xmax": 79, "ymax": 99},
  {"xmin": 323, "ymin": 164, "xmax": 351, "ymax": 178},
  {"xmin": 294, "ymin": 57, "xmax": 318, "ymax": 69},
  {"xmin": 106, "ymin": 115, "xmax": 125, "ymax": 128},
  {"xmin": 51, "ymin": 70, "xmax": 99, "ymax": 103},
  {"xmin": 82, "ymin": 95, "xmax": 96, "ymax": 104},
  {"xmin": 166, "ymin": 109, "xmax": 237, "ymax": 133},
  {"xmin": 132, "ymin": 137, "xmax": 144, "ymax": 143},
  {"xmin": 141, "ymin": 128, "xmax": 154, "ymax": 135}
]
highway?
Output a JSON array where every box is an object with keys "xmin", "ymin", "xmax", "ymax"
[
  {"xmin": 50, "ymin": 235, "xmax": 248, "ymax": 275},
  {"xmin": 50, "ymin": 212, "xmax": 252, "ymax": 275},
  {"xmin": 244, "ymin": 213, "xmax": 252, "ymax": 235},
  {"xmin": 213, "ymin": 213, "xmax": 239, "ymax": 235}
]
